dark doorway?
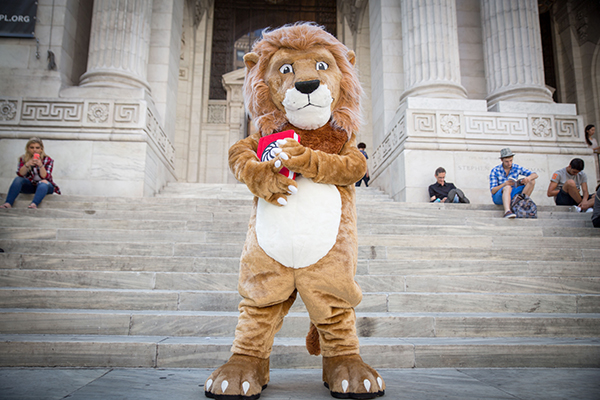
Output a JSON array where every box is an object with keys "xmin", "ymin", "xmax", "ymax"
[{"xmin": 209, "ymin": 0, "xmax": 337, "ymax": 100}]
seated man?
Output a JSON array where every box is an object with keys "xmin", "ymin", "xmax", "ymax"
[
  {"xmin": 547, "ymin": 158, "xmax": 591, "ymax": 211},
  {"xmin": 489, "ymin": 148, "xmax": 538, "ymax": 218},
  {"xmin": 580, "ymin": 184, "xmax": 600, "ymax": 227},
  {"xmin": 428, "ymin": 167, "xmax": 469, "ymax": 203}
]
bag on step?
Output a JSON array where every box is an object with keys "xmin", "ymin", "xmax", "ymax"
[{"xmin": 510, "ymin": 193, "xmax": 537, "ymax": 218}]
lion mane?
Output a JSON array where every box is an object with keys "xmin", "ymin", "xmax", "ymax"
[{"xmin": 243, "ymin": 23, "xmax": 363, "ymax": 139}]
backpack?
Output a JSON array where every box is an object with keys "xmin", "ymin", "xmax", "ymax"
[{"xmin": 510, "ymin": 193, "xmax": 537, "ymax": 218}]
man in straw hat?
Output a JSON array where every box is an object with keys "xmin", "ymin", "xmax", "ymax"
[{"xmin": 489, "ymin": 148, "xmax": 538, "ymax": 218}]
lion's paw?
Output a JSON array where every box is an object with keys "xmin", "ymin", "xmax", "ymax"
[
  {"xmin": 322, "ymin": 355, "xmax": 385, "ymax": 399},
  {"xmin": 204, "ymin": 354, "xmax": 269, "ymax": 400}
]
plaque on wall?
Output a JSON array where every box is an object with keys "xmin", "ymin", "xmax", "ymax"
[{"xmin": 0, "ymin": 0, "xmax": 37, "ymax": 38}]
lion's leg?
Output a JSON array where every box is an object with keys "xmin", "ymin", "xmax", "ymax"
[
  {"xmin": 296, "ymin": 253, "xmax": 385, "ymax": 398},
  {"xmin": 205, "ymin": 292, "xmax": 296, "ymax": 400},
  {"xmin": 205, "ymin": 228, "xmax": 296, "ymax": 399}
]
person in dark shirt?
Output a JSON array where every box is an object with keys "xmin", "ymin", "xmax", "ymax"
[
  {"xmin": 355, "ymin": 142, "xmax": 370, "ymax": 187},
  {"xmin": 428, "ymin": 167, "xmax": 470, "ymax": 203}
]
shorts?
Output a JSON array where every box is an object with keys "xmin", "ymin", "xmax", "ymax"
[
  {"xmin": 555, "ymin": 189, "xmax": 578, "ymax": 206},
  {"xmin": 492, "ymin": 185, "xmax": 524, "ymax": 205}
]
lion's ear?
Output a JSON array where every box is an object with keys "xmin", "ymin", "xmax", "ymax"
[
  {"xmin": 346, "ymin": 50, "xmax": 356, "ymax": 67},
  {"xmin": 244, "ymin": 52, "xmax": 259, "ymax": 70}
]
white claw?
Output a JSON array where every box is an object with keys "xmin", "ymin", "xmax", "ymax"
[
  {"xmin": 242, "ymin": 381, "xmax": 250, "ymax": 395},
  {"xmin": 364, "ymin": 379, "xmax": 371, "ymax": 392},
  {"xmin": 273, "ymin": 148, "xmax": 282, "ymax": 155},
  {"xmin": 206, "ymin": 379, "xmax": 213, "ymax": 390},
  {"xmin": 221, "ymin": 380, "xmax": 229, "ymax": 393},
  {"xmin": 377, "ymin": 377, "xmax": 383, "ymax": 389},
  {"xmin": 341, "ymin": 380, "xmax": 349, "ymax": 393},
  {"xmin": 275, "ymin": 160, "xmax": 281, "ymax": 168},
  {"xmin": 279, "ymin": 152, "xmax": 289, "ymax": 160},
  {"xmin": 288, "ymin": 185, "xmax": 298, "ymax": 194},
  {"xmin": 276, "ymin": 139, "xmax": 288, "ymax": 145},
  {"xmin": 277, "ymin": 197, "xmax": 287, "ymax": 206}
]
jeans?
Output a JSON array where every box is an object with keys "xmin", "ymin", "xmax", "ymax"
[{"xmin": 4, "ymin": 176, "xmax": 54, "ymax": 206}]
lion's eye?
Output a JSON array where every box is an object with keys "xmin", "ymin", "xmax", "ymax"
[
  {"xmin": 316, "ymin": 61, "xmax": 329, "ymax": 71},
  {"xmin": 279, "ymin": 64, "xmax": 294, "ymax": 74}
]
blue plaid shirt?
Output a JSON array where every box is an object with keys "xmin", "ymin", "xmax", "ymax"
[{"xmin": 489, "ymin": 163, "xmax": 533, "ymax": 192}]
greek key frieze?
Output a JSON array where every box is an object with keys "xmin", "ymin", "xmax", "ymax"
[
  {"xmin": 413, "ymin": 113, "xmax": 435, "ymax": 133},
  {"xmin": 555, "ymin": 119, "xmax": 579, "ymax": 138},
  {"xmin": 21, "ymin": 101, "xmax": 83, "ymax": 123},
  {"xmin": 114, "ymin": 103, "xmax": 139, "ymax": 124},
  {"xmin": 465, "ymin": 116, "xmax": 527, "ymax": 135}
]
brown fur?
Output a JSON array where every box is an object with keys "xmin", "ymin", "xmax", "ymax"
[
  {"xmin": 206, "ymin": 23, "xmax": 385, "ymax": 399},
  {"xmin": 244, "ymin": 23, "xmax": 362, "ymax": 138}
]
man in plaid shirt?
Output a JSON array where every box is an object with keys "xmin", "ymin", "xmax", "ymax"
[{"xmin": 489, "ymin": 148, "xmax": 538, "ymax": 218}]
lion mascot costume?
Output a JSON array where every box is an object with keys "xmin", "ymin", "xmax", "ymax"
[{"xmin": 204, "ymin": 23, "xmax": 385, "ymax": 400}]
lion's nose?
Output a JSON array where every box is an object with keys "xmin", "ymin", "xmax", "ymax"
[{"xmin": 295, "ymin": 80, "xmax": 320, "ymax": 94}]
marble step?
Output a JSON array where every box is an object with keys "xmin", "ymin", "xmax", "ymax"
[
  {"xmin": 1, "ymin": 192, "xmax": 589, "ymax": 214},
  {"xmin": 1, "ymin": 269, "xmax": 599, "ymax": 294},
  {"xmin": 1, "ymin": 239, "xmax": 597, "ymax": 262},
  {"xmin": 1, "ymin": 334, "xmax": 598, "ymax": 368},
  {"xmin": 0, "ymin": 288, "xmax": 597, "ymax": 313},
  {"xmin": 1, "ymin": 215, "xmax": 597, "ymax": 235},
  {"xmin": 0, "ymin": 228, "xmax": 600, "ymax": 250},
  {"xmin": 3, "ymin": 254, "xmax": 599, "ymax": 277},
  {"xmin": 1, "ymin": 309, "xmax": 598, "ymax": 339}
]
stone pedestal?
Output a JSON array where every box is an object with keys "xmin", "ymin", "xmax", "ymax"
[
  {"xmin": 480, "ymin": 0, "xmax": 553, "ymax": 107},
  {"xmin": 79, "ymin": 0, "xmax": 153, "ymax": 90},
  {"xmin": 400, "ymin": 0, "xmax": 467, "ymax": 100},
  {"xmin": 370, "ymin": 97, "xmax": 592, "ymax": 206}
]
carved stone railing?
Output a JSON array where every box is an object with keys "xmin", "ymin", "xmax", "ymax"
[
  {"xmin": 0, "ymin": 97, "xmax": 175, "ymax": 172},
  {"xmin": 372, "ymin": 106, "xmax": 584, "ymax": 178}
]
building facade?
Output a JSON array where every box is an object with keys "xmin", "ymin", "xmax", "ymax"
[{"xmin": 0, "ymin": 0, "xmax": 598, "ymax": 205}]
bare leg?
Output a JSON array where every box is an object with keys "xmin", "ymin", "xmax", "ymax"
[
  {"xmin": 502, "ymin": 186, "xmax": 513, "ymax": 213},
  {"xmin": 561, "ymin": 179, "xmax": 581, "ymax": 203},
  {"xmin": 522, "ymin": 179, "xmax": 536, "ymax": 197}
]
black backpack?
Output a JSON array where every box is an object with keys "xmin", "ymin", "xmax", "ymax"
[{"xmin": 510, "ymin": 193, "xmax": 537, "ymax": 218}]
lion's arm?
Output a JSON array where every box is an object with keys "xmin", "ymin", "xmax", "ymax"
[
  {"xmin": 280, "ymin": 134, "xmax": 367, "ymax": 186},
  {"xmin": 229, "ymin": 133, "xmax": 297, "ymax": 205}
]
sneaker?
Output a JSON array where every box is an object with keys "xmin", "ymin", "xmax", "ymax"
[
  {"xmin": 504, "ymin": 211, "xmax": 516, "ymax": 219},
  {"xmin": 573, "ymin": 206, "xmax": 582, "ymax": 212},
  {"xmin": 585, "ymin": 208, "xmax": 593, "ymax": 213}
]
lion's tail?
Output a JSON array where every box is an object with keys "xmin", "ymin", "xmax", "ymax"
[{"xmin": 306, "ymin": 322, "xmax": 321, "ymax": 356}]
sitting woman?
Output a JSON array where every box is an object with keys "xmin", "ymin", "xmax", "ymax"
[{"xmin": 0, "ymin": 137, "xmax": 61, "ymax": 209}]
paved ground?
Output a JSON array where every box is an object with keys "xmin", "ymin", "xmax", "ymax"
[{"xmin": 1, "ymin": 367, "xmax": 599, "ymax": 400}]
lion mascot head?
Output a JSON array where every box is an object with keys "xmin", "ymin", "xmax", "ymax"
[{"xmin": 243, "ymin": 23, "xmax": 362, "ymax": 139}]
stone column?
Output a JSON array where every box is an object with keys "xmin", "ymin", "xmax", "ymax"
[
  {"xmin": 400, "ymin": 0, "xmax": 467, "ymax": 100},
  {"xmin": 79, "ymin": 0, "xmax": 152, "ymax": 90},
  {"xmin": 480, "ymin": 0, "xmax": 553, "ymax": 106}
]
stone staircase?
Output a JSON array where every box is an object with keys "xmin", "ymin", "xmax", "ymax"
[{"xmin": 0, "ymin": 183, "xmax": 599, "ymax": 369}]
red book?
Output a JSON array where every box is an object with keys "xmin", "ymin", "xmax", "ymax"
[{"xmin": 257, "ymin": 130, "xmax": 300, "ymax": 180}]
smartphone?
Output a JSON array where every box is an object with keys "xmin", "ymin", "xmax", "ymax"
[{"xmin": 33, "ymin": 153, "xmax": 40, "ymax": 160}]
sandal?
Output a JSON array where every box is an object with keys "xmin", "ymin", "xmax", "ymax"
[
  {"xmin": 28, "ymin": 203, "xmax": 37, "ymax": 209},
  {"xmin": 0, "ymin": 203, "xmax": 11, "ymax": 209}
]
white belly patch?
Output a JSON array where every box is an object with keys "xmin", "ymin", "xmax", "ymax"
[{"xmin": 256, "ymin": 177, "xmax": 342, "ymax": 269}]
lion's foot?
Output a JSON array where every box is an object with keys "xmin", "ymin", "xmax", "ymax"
[
  {"xmin": 204, "ymin": 354, "xmax": 269, "ymax": 400},
  {"xmin": 322, "ymin": 355, "xmax": 385, "ymax": 399}
]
